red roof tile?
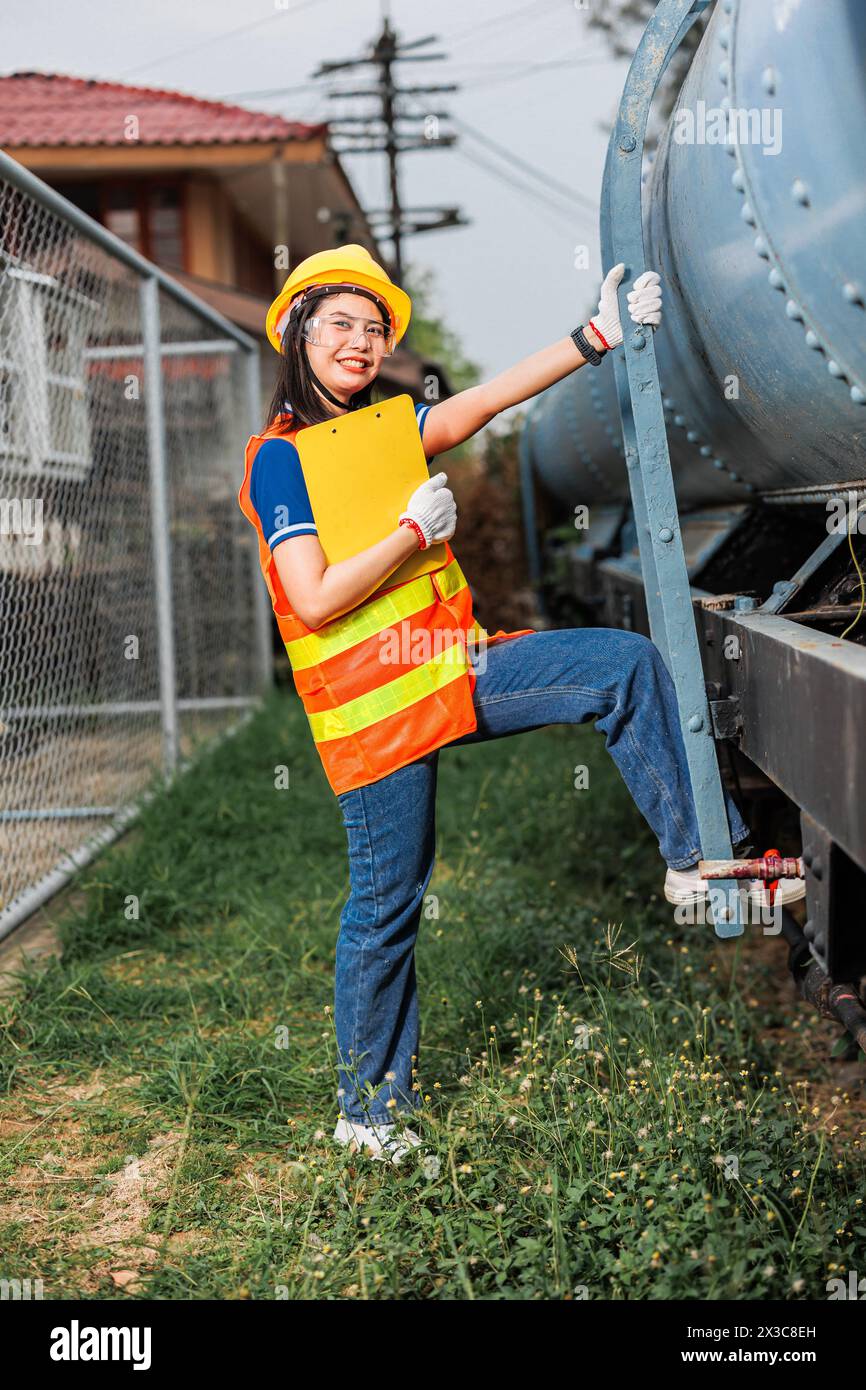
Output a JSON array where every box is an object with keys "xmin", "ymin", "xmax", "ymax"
[{"xmin": 0, "ymin": 71, "xmax": 326, "ymax": 148}]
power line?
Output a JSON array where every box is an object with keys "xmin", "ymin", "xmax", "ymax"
[
  {"xmin": 218, "ymin": 47, "xmax": 610, "ymax": 105},
  {"xmin": 452, "ymin": 115, "xmax": 599, "ymax": 217},
  {"xmin": 118, "ymin": 0, "xmax": 329, "ymax": 81},
  {"xmin": 311, "ymin": 18, "xmax": 465, "ymax": 284},
  {"xmin": 299, "ymin": 70, "xmax": 601, "ymax": 230},
  {"xmin": 467, "ymin": 49, "xmax": 613, "ymax": 90},
  {"xmin": 448, "ymin": 0, "xmax": 563, "ymax": 51},
  {"xmin": 449, "ymin": 52, "xmax": 603, "ymax": 71},
  {"xmin": 393, "ymin": 86, "xmax": 599, "ymax": 222},
  {"xmin": 455, "ymin": 146, "xmax": 577, "ymax": 240},
  {"xmin": 200, "ymin": 9, "xmax": 602, "ymax": 242},
  {"xmin": 217, "ymin": 80, "xmax": 323, "ymax": 102},
  {"xmin": 454, "ymin": 144, "xmax": 593, "ymax": 234}
]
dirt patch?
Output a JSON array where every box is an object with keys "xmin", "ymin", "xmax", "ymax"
[
  {"xmin": 0, "ymin": 1068, "xmax": 186, "ymax": 1292},
  {"xmin": 71, "ymin": 1129, "xmax": 185, "ymax": 1255},
  {"xmin": 2, "ymin": 1122, "xmax": 190, "ymax": 1294},
  {"xmin": 0, "ymin": 916, "xmax": 64, "ymax": 995},
  {"xmin": 0, "ymin": 1115, "xmax": 35, "ymax": 1139},
  {"xmin": 0, "ymin": 1070, "xmax": 113, "ymax": 1171}
]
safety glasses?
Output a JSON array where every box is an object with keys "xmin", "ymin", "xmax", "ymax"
[{"xmin": 302, "ymin": 312, "xmax": 395, "ymax": 356}]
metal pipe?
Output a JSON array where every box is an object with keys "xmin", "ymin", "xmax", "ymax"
[
  {"xmin": 244, "ymin": 343, "xmax": 275, "ymax": 692},
  {"xmin": 800, "ymin": 964, "xmax": 866, "ymax": 1055},
  {"xmin": 2, "ymin": 696, "xmax": 261, "ymax": 720},
  {"xmin": 0, "ymin": 711, "xmax": 255, "ymax": 944},
  {"xmin": 84, "ymin": 340, "xmax": 241, "ymax": 360},
  {"xmin": 699, "ymin": 856, "xmax": 805, "ymax": 881},
  {"xmin": 141, "ymin": 274, "xmax": 179, "ymax": 780},
  {"xmin": 1, "ymin": 807, "xmax": 119, "ymax": 822},
  {"xmin": 0, "ymin": 803, "xmax": 142, "ymax": 945},
  {"xmin": 762, "ymin": 484, "xmax": 866, "ymax": 505}
]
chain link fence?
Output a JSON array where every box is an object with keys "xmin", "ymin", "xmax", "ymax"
[{"xmin": 0, "ymin": 152, "xmax": 272, "ymax": 941}]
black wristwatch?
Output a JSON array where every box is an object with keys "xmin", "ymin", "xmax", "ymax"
[{"xmin": 571, "ymin": 324, "xmax": 605, "ymax": 366}]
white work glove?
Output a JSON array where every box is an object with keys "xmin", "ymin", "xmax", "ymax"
[
  {"xmin": 588, "ymin": 265, "xmax": 663, "ymax": 349},
  {"xmin": 399, "ymin": 471, "xmax": 457, "ymax": 547}
]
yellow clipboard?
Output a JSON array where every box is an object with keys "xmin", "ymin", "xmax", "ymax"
[{"xmin": 295, "ymin": 393, "xmax": 446, "ymax": 592}]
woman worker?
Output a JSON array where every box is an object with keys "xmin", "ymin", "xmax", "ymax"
[{"xmin": 238, "ymin": 244, "xmax": 803, "ymax": 1166}]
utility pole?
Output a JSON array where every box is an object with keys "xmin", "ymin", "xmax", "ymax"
[{"xmin": 312, "ymin": 18, "xmax": 466, "ymax": 290}]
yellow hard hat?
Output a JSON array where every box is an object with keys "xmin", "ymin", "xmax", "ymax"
[{"xmin": 266, "ymin": 244, "xmax": 412, "ymax": 354}]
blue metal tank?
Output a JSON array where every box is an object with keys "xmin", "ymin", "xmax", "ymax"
[{"xmin": 526, "ymin": 0, "xmax": 866, "ymax": 512}]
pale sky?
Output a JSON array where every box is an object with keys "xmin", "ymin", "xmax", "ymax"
[{"xmin": 2, "ymin": 0, "xmax": 631, "ymax": 391}]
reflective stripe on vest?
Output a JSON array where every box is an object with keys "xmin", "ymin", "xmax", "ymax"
[
  {"xmin": 286, "ymin": 557, "xmax": 469, "ymax": 671},
  {"xmin": 238, "ymin": 412, "xmax": 533, "ymax": 794},
  {"xmin": 308, "ymin": 640, "xmax": 470, "ymax": 742}
]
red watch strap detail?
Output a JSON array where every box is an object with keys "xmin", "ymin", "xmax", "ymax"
[
  {"xmin": 399, "ymin": 516, "xmax": 428, "ymax": 550},
  {"xmin": 588, "ymin": 319, "xmax": 612, "ymax": 352}
]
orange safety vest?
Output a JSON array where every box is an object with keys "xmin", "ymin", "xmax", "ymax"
[{"xmin": 237, "ymin": 410, "xmax": 535, "ymax": 795}]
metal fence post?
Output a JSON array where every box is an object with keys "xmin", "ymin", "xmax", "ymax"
[
  {"xmin": 141, "ymin": 273, "xmax": 179, "ymax": 779},
  {"xmin": 0, "ymin": 151, "xmax": 269, "ymax": 941},
  {"xmin": 244, "ymin": 343, "xmax": 274, "ymax": 691}
]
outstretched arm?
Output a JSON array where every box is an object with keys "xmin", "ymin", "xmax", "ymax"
[{"xmin": 419, "ymin": 267, "xmax": 662, "ymax": 458}]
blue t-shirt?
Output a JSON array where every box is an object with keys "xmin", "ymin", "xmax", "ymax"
[{"xmin": 251, "ymin": 401, "xmax": 435, "ymax": 553}]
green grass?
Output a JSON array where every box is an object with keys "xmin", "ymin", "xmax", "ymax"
[{"xmin": 1, "ymin": 685, "xmax": 864, "ymax": 1300}]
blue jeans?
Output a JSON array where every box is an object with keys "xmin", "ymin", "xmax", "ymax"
[{"xmin": 333, "ymin": 627, "xmax": 750, "ymax": 1125}]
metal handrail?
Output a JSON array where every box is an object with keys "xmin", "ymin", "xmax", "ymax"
[{"xmin": 600, "ymin": 0, "xmax": 745, "ymax": 938}]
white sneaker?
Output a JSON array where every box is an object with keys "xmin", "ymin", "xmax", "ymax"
[
  {"xmin": 664, "ymin": 865, "xmax": 805, "ymax": 908},
  {"xmin": 744, "ymin": 876, "xmax": 806, "ymax": 908},
  {"xmin": 333, "ymin": 1117, "xmax": 424, "ymax": 1166}
]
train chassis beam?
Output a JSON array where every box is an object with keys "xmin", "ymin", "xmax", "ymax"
[
  {"xmin": 598, "ymin": 550, "xmax": 866, "ymax": 1040},
  {"xmin": 698, "ymin": 602, "xmax": 866, "ymax": 982}
]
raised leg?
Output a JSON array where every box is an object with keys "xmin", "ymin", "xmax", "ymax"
[{"xmin": 449, "ymin": 629, "xmax": 750, "ymax": 870}]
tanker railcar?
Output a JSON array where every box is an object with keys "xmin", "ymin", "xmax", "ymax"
[{"xmin": 521, "ymin": 0, "xmax": 866, "ymax": 1042}]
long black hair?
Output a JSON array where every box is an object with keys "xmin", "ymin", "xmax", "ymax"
[{"xmin": 264, "ymin": 288, "xmax": 381, "ymax": 430}]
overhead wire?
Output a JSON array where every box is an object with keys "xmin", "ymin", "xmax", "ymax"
[
  {"xmin": 118, "ymin": 0, "xmax": 330, "ymax": 81},
  {"xmin": 454, "ymin": 144, "xmax": 590, "ymax": 236},
  {"xmin": 219, "ymin": 50, "xmax": 609, "ymax": 106},
  {"xmin": 387, "ymin": 86, "xmax": 598, "ymax": 232},
  {"xmin": 225, "ymin": 0, "xmax": 568, "ymax": 104},
  {"xmin": 217, "ymin": 0, "xmax": 608, "ymax": 107},
  {"xmin": 452, "ymin": 115, "xmax": 599, "ymax": 217},
  {"xmin": 466, "ymin": 49, "xmax": 615, "ymax": 90},
  {"xmin": 198, "ymin": 2, "xmax": 604, "ymax": 240},
  {"xmin": 447, "ymin": 0, "xmax": 564, "ymax": 51}
]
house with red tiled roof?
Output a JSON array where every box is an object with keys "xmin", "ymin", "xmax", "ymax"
[{"xmin": 0, "ymin": 72, "xmax": 448, "ymax": 403}]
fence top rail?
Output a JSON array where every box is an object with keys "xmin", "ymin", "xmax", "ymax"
[{"xmin": 0, "ymin": 147, "xmax": 260, "ymax": 354}]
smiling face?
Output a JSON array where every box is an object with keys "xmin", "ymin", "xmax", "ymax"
[{"xmin": 303, "ymin": 291, "xmax": 387, "ymax": 409}]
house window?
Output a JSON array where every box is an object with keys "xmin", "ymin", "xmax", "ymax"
[
  {"xmin": 98, "ymin": 181, "xmax": 186, "ymax": 271},
  {"xmin": 103, "ymin": 184, "xmax": 144, "ymax": 254},
  {"xmin": 0, "ymin": 262, "xmax": 92, "ymax": 479},
  {"xmin": 148, "ymin": 186, "xmax": 184, "ymax": 271}
]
